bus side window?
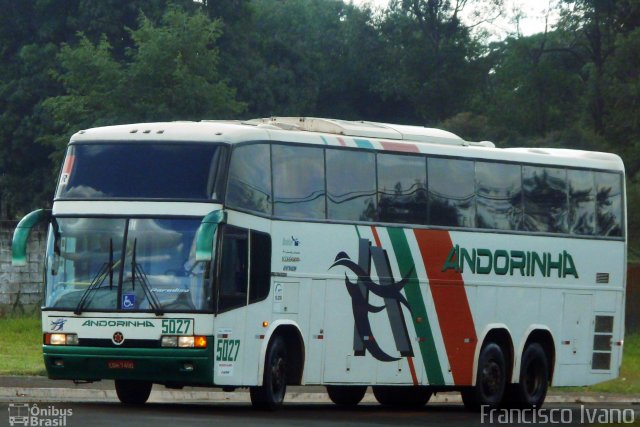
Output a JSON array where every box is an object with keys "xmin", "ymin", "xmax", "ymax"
[
  {"xmin": 326, "ymin": 149, "xmax": 377, "ymax": 222},
  {"xmin": 476, "ymin": 161, "xmax": 522, "ymax": 231},
  {"xmin": 568, "ymin": 169, "xmax": 596, "ymax": 235},
  {"xmin": 249, "ymin": 230, "xmax": 271, "ymax": 304},
  {"xmin": 428, "ymin": 157, "xmax": 475, "ymax": 227},
  {"xmin": 273, "ymin": 144, "xmax": 326, "ymax": 220},
  {"xmin": 226, "ymin": 144, "xmax": 272, "ymax": 215},
  {"xmin": 522, "ymin": 166, "xmax": 568, "ymax": 233},
  {"xmin": 595, "ymin": 172, "xmax": 623, "ymax": 237},
  {"xmin": 218, "ymin": 226, "xmax": 249, "ymax": 312},
  {"xmin": 377, "ymin": 153, "xmax": 427, "ymax": 225}
]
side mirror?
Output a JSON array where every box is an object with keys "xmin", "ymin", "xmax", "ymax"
[
  {"xmin": 195, "ymin": 210, "xmax": 226, "ymax": 262},
  {"xmin": 12, "ymin": 209, "xmax": 51, "ymax": 266}
]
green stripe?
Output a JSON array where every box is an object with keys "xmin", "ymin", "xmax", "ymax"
[{"xmin": 387, "ymin": 227, "xmax": 445, "ymax": 385}]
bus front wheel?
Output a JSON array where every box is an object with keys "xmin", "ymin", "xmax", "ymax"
[
  {"xmin": 373, "ymin": 386, "xmax": 432, "ymax": 408},
  {"xmin": 462, "ymin": 342, "xmax": 506, "ymax": 411},
  {"xmin": 250, "ymin": 336, "xmax": 287, "ymax": 410},
  {"xmin": 115, "ymin": 380, "xmax": 152, "ymax": 405},
  {"xmin": 326, "ymin": 385, "xmax": 367, "ymax": 406}
]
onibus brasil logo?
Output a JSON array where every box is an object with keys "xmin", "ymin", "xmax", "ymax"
[
  {"xmin": 8, "ymin": 403, "xmax": 72, "ymax": 426},
  {"xmin": 330, "ymin": 238, "xmax": 414, "ymax": 362}
]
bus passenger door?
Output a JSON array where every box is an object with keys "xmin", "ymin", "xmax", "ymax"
[{"xmin": 213, "ymin": 225, "xmax": 249, "ymax": 386}]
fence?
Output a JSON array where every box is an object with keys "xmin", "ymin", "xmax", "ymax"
[{"xmin": 0, "ymin": 221, "xmax": 46, "ymax": 316}]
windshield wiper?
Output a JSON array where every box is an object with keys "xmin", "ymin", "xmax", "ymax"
[
  {"xmin": 75, "ymin": 238, "xmax": 116, "ymax": 314},
  {"xmin": 74, "ymin": 240, "xmax": 116, "ymax": 315},
  {"xmin": 74, "ymin": 263, "xmax": 109, "ymax": 314},
  {"xmin": 130, "ymin": 238, "xmax": 163, "ymax": 316}
]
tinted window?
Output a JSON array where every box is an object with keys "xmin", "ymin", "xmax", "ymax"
[
  {"xmin": 377, "ymin": 153, "xmax": 427, "ymax": 224},
  {"xmin": 522, "ymin": 166, "xmax": 567, "ymax": 233},
  {"xmin": 476, "ymin": 162, "xmax": 522, "ymax": 230},
  {"xmin": 568, "ymin": 170, "xmax": 596, "ymax": 235},
  {"xmin": 226, "ymin": 144, "xmax": 272, "ymax": 214},
  {"xmin": 428, "ymin": 158, "xmax": 475, "ymax": 227},
  {"xmin": 217, "ymin": 226, "xmax": 248, "ymax": 312},
  {"xmin": 57, "ymin": 143, "xmax": 223, "ymax": 200},
  {"xmin": 327, "ymin": 149, "xmax": 376, "ymax": 221},
  {"xmin": 596, "ymin": 172, "xmax": 623, "ymax": 236},
  {"xmin": 273, "ymin": 145, "xmax": 325, "ymax": 219},
  {"xmin": 249, "ymin": 231, "xmax": 271, "ymax": 304}
]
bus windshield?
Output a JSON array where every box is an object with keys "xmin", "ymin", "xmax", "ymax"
[
  {"xmin": 45, "ymin": 217, "xmax": 213, "ymax": 312},
  {"xmin": 56, "ymin": 143, "xmax": 225, "ymax": 200}
]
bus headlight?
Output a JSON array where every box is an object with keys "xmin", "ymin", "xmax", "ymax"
[
  {"xmin": 178, "ymin": 336, "xmax": 194, "ymax": 348},
  {"xmin": 45, "ymin": 333, "xmax": 78, "ymax": 346},
  {"xmin": 161, "ymin": 335, "xmax": 207, "ymax": 348},
  {"xmin": 161, "ymin": 336, "xmax": 178, "ymax": 347}
]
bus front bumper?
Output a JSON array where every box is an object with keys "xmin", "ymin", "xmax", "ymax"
[{"xmin": 43, "ymin": 344, "xmax": 215, "ymax": 386}]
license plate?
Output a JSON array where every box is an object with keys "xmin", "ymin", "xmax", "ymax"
[{"xmin": 107, "ymin": 360, "xmax": 135, "ymax": 369}]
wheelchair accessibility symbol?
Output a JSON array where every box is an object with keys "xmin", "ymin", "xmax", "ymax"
[{"xmin": 122, "ymin": 294, "xmax": 136, "ymax": 309}]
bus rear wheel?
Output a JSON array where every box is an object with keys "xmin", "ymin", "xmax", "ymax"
[
  {"xmin": 507, "ymin": 343, "xmax": 549, "ymax": 409},
  {"xmin": 326, "ymin": 385, "xmax": 367, "ymax": 406},
  {"xmin": 373, "ymin": 386, "xmax": 432, "ymax": 408},
  {"xmin": 462, "ymin": 342, "xmax": 506, "ymax": 412},
  {"xmin": 115, "ymin": 380, "xmax": 152, "ymax": 405},
  {"xmin": 250, "ymin": 336, "xmax": 287, "ymax": 410}
]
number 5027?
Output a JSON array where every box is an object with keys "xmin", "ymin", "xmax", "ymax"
[{"xmin": 216, "ymin": 339, "xmax": 240, "ymax": 362}]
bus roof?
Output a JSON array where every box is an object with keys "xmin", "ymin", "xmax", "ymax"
[{"xmin": 70, "ymin": 117, "xmax": 624, "ymax": 172}]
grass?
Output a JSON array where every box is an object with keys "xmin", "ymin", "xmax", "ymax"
[{"xmin": 0, "ymin": 314, "xmax": 45, "ymax": 375}]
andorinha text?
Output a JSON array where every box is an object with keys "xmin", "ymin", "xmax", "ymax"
[
  {"xmin": 442, "ymin": 245, "xmax": 579, "ymax": 279},
  {"xmin": 81, "ymin": 320, "xmax": 154, "ymax": 328}
]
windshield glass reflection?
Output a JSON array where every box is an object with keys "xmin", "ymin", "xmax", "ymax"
[{"xmin": 45, "ymin": 218, "xmax": 212, "ymax": 312}]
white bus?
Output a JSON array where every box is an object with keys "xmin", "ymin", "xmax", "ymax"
[{"xmin": 13, "ymin": 117, "xmax": 626, "ymax": 410}]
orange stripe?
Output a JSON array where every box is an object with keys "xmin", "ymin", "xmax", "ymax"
[
  {"xmin": 337, "ymin": 137, "xmax": 347, "ymax": 146},
  {"xmin": 414, "ymin": 229, "xmax": 477, "ymax": 385},
  {"xmin": 370, "ymin": 226, "xmax": 382, "ymax": 247},
  {"xmin": 62, "ymin": 155, "xmax": 75, "ymax": 174},
  {"xmin": 407, "ymin": 357, "xmax": 419, "ymax": 385}
]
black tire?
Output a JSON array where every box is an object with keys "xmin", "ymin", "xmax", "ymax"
[
  {"xmin": 326, "ymin": 385, "xmax": 368, "ymax": 406},
  {"xmin": 372, "ymin": 386, "xmax": 432, "ymax": 409},
  {"xmin": 462, "ymin": 342, "xmax": 507, "ymax": 412},
  {"xmin": 250, "ymin": 336, "xmax": 287, "ymax": 410},
  {"xmin": 115, "ymin": 380, "xmax": 152, "ymax": 405},
  {"xmin": 507, "ymin": 343, "xmax": 549, "ymax": 409}
]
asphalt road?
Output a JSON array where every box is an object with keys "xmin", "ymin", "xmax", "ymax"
[
  {"xmin": 2, "ymin": 400, "xmax": 639, "ymax": 427},
  {"xmin": 0, "ymin": 378, "xmax": 638, "ymax": 426}
]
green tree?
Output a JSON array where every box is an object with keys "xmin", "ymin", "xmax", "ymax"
[
  {"xmin": 0, "ymin": 0, "xmax": 193, "ymax": 217},
  {"xmin": 243, "ymin": 0, "xmax": 384, "ymax": 119},
  {"xmin": 475, "ymin": 31, "xmax": 585, "ymax": 140},
  {"xmin": 43, "ymin": 7, "xmax": 245, "ymax": 155},
  {"xmin": 557, "ymin": 0, "xmax": 640, "ymax": 133},
  {"xmin": 375, "ymin": 0, "xmax": 495, "ymax": 123}
]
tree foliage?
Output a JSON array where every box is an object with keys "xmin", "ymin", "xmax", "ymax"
[{"xmin": 43, "ymin": 7, "xmax": 244, "ymax": 153}]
